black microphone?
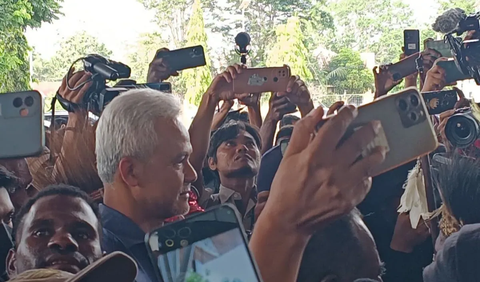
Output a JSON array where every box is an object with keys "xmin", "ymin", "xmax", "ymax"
[
  {"xmin": 235, "ymin": 32, "xmax": 251, "ymax": 54},
  {"xmin": 432, "ymin": 8, "xmax": 467, "ymax": 33}
]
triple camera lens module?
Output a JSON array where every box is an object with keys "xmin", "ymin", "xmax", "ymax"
[{"xmin": 396, "ymin": 93, "xmax": 425, "ymax": 128}]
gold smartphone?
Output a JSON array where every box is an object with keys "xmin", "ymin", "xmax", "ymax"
[
  {"xmin": 318, "ymin": 87, "xmax": 438, "ymax": 176},
  {"xmin": 233, "ymin": 66, "xmax": 291, "ymax": 94}
]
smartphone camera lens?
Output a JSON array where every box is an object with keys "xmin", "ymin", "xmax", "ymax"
[
  {"xmin": 398, "ymin": 99, "xmax": 408, "ymax": 111},
  {"xmin": 24, "ymin": 96, "xmax": 34, "ymax": 107},
  {"xmin": 273, "ymin": 77, "xmax": 278, "ymax": 82},
  {"xmin": 163, "ymin": 229, "xmax": 176, "ymax": 239},
  {"xmin": 178, "ymin": 227, "xmax": 191, "ymax": 238},
  {"xmin": 263, "ymin": 77, "xmax": 268, "ymax": 81},
  {"xmin": 193, "ymin": 48, "xmax": 201, "ymax": 56},
  {"xmin": 165, "ymin": 239, "xmax": 174, "ymax": 247},
  {"xmin": 13, "ymin": 97, "xmax": 23, "ymax": 108},
  {"xmin": 410, "ymin": 95, "xmax": 419, "ymax": 107},
  {"xmin": 410, "ymin": 112, "xmax": 418, "ymax": 122}
]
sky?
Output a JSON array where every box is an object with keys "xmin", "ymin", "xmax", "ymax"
[{"xmin": 26, "ymin": 0, "xmax": 440, "ymax": 62}]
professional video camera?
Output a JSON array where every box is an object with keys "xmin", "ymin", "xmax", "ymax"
[
  {"xmin": 434, "ymin": 9, "xmax": 480, "ymax": 84},
  {"xmin": 445, "ymin": 108, "xmax": 479, "ymax": 148},
  {"xmin": 56, "ymin": 54, "xmax": 171, "ymax": 116}
]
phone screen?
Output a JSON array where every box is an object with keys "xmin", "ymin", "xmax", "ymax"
[{"xmin": 147, "ymin": 205, "xmax": 261, "ymax": 282}]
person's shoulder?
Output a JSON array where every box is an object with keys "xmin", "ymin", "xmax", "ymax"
[
  {"xmin": 101, "ymin": 227, "xmax": 128, "ymax": 254},
  {"xmin": 423, "ymin": 223, "xmax": 480, "ymax": 282}
]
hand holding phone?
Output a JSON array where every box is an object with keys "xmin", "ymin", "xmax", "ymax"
[
  {"xmin": 422, "ymin": 59, "xmax": 450, "ymax": 92},
  {"xmin": 317, "ymin": 88, "xmax": 438, "ymax": 176},
  {"xmin": 436, "ymin": 59, "xmax": 472, "ymax": 84},
  {"xmin": 206, "ymin": 64, "xmax": 251, "ymax": 101},
  {"xmin": 146, "ymin": 204, "xmax": 262, "ymax": 282},
  {"xmin": 422, "ymin": 89, "xmax": 459, "ymax": 115},
  {"xmin": 155, "ymin": 45, "xmax": 206, "ymax": 72}
]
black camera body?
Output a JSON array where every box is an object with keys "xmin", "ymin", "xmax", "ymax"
[
  {"xmin": 446, "ymin": 12, "xmax": 480, "ymax": 84},
  {"xmin": 445, "ymin": 108, "xmax": 480, "ymax": 148},
  {"xmin": 81, "ymin": 55, "xmax": 132, "ymax": 116}
]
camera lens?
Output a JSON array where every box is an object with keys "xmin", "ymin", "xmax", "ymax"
[
  {"xmin": 273, "ymin": 77, "xmax": 278, "ymax": 82},
  {"xmin": 445, "ymin": 113, "xmax": 479, "ymax": 148},
  {"xmin": 13, "ymin": 97, "xmax": 23, "ymax": 108},
  {"xmin": 454, "ymin": 121, "xmax": 470, "ymax": 139},
  {"xmin": 163, "ymin": 228, "xmax": 176, "ymax": 239},
  {"xmin": 398, "ymin": 99, "xmax": 408, "ymax": 111},
  {"xmin": 193, "ymin": 48, "xmax": 201, "ymax": 56},
  {"xmin": 410, "ymin": 95, "xmax": 419, "ymax": 107},
  {"xmin": 24, "ymin": 96, "xmax": 34, "ymax": 107},
  {"xmin": 178, "ymin": 227, "xmax": 191, "ymax": 238},
  {"xmin": 165, "ymin": 239, "xmax": 174, "ymax": 247},
  {"xmin": 409, "ymin": 112, "xmax": 418, "ymax": 122}
]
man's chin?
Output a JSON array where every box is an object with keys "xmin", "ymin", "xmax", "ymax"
[
  {"xmin": 226, "ymin": 166, "xmax": 258, "ymax": 178},
  {"xmin": 174, "ymin": 201, "xmax": 190, "ymax": 216}
]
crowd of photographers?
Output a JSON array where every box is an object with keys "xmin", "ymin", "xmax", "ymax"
[{"xmin": 2, "ymin": 7, "xmax": 480, "ymax": 282}]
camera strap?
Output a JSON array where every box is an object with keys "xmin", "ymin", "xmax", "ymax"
[{"xmin": 415, "ymin": 53, "xmax": 424, "ymax": 74}]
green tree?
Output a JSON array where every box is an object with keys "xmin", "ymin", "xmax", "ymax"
[
  {"xmin": 137, "ymin": 0, "xmax": 216, "ymax": 48},
  {"xmin": 0, "ymin": 0, "xmax": 62, "ymax": 92},
  {"xmin": 326, "ymin": 0, "xmax": 415, "ymax": 64},
  {"xmin": 324, "ymin": 48, "xmax": 372, "ymax": 94},
  {"xmin": 126, "ymin": 32, "xmax": 167, "ymax": 83},
  {"xmin": 33, "ymin": 31, "xmax": 113, "ymax": 82},
  {"xmin": 267, "ymin": 17, "xmax": 313, "ymax": 80},
  {"xmin": 206, "ymin": 0, "xmax": 334, "ymax": 67},
  {"xmin": 182, "ymin": 0, "xmax": 213, "ymax": 105},
  {"xmin": 439, "ymin": 0, "xmax": 477, "ymax": 14}
]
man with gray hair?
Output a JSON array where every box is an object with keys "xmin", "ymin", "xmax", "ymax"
[
  {"xmin": 96, "ymin": 88, "xmax": 197, "ymax": 282},
  {"xmin": 96, "ymin": 64, "xmax": 248, "ymax": 282}
]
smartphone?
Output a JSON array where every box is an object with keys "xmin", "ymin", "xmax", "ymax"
[
  {"xmin": 437, "ymin": 60, "xmax": 472, "ymax": 84},
  {"xmin": 404, "ymin": 30, "xmax": 420, "ymax": 56},
  {"xmin": 145, "ymin": 204, "xmax": 262, "ymax": 282},
  {"xmin": 317, "ymin": 87, "xmax": 438, "ymax": 177},
  {"xmin": 422, "ymin": 90, "xmax": 458, "ymax": 115},
  {"xmin": 233, "ymin": 66, "xmax": 291, "ymax": 94},
  {"xmin": 388, "ymin": 52, "xmax": 420, "ymax": 81},
  {"xmin": 425, "ymin": 39, "xmax": 453, "ymax": 58},
  {"xmin": 0, "ymin": 91, "xmax": 44, "ymax": 159},
  {"xmin": 156, "ymin": 45, "xmax": 207, "ymax": 71}
]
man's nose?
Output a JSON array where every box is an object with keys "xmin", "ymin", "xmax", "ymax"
[
  {"xmin": 184, "ymin": 160, "xmax": 198, "ymax": 184},
  {"xmin": 236, "ymin": 143, "xmax": 248, "ymax": 153},
  {"xmin": 48, "ymin": 232, "xmax": 79, "ymax": 253}
]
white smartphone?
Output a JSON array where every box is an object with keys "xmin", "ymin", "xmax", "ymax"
[{"xmin": 0, "ymin": 91, "xmax": 44, "ymax": 159}]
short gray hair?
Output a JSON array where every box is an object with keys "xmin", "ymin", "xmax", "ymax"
[{"xmin": 95, "ymin": 89, "xmax": 182, "ymax": 184}]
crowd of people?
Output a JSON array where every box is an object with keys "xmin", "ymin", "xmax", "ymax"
[{"xmin": 2, "ymin": 12, "xmax": 480, "ymax": 282}]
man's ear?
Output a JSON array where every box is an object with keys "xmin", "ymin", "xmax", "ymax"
[
  {"xmin": 320, "ymin": 274, "xmax": 339, "ymax": 282},
  {"xmin": 6, "ymin": 249, "xmax": 17, "ymax": 278},
  {"xmin": 118, "ymin": 157, "xmax": 142, "ymax": 187},
  {"xmin": 207, "ymin": 157, "xmax": 217, "ymax": 171}
]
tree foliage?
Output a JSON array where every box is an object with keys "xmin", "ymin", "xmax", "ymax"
[
  {"xmin": 182, "ymin": 0, "xmax": 213, "ymax": 105},
  {"xmin": 439, "ymin": 0, "xmax": 477, "ymax": 14},
  {"xmin": 33, "ymin": 31, "xmax": 113, "ymax": 82},
  {"xmin": 267, "ymin": 17, "xmax": 313, "ymax": 80},
  {"xmin": 207, "ymin": 0, "xmax": 334, "ymax": 67},
  {"xmin": 0, "ymin": 0, "xmax": 62, "ymax": 92},
  {"xmin": 324, "ymin": 48, "xmax": 372, "ymax": 94},
  {"xmin": 326, "ymin": 0, "xmax": 415, "ymax": 65}
]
